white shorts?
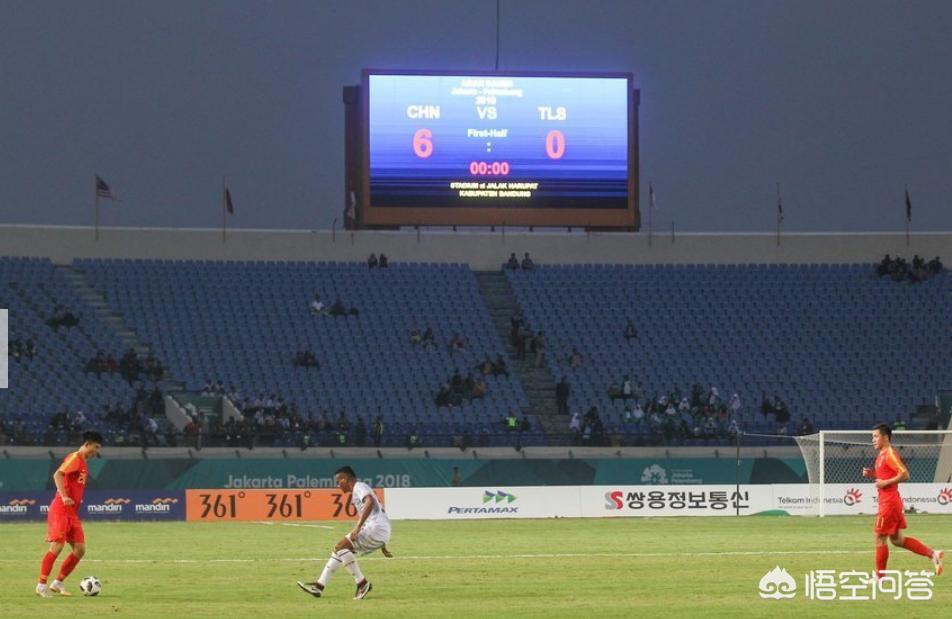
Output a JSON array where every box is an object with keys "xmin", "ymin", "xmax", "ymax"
[{"xmin": 348, "ymin": 521, "xmax": 391, "ymax": 555}]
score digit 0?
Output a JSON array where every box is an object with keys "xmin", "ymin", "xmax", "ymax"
[
  {"xmin": 413, "ymin": 129, "xmax": 434, "ymax": 158},
  {"xmin": 545, "ymin": 130, "xmax": 565, "ymax": 160}
]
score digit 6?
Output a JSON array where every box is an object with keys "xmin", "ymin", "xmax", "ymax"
[{"xmin": 413, "ymin": 129, "xmax": 434, "ymax": 159}]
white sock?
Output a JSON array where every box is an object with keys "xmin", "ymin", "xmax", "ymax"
[
  {"xmin": 317, "ymin": 551, "xmax": 344, "ymax": 587},
  {"xmin": 337, "ymin": 549, "xmax": 365, "ymax": 583}
]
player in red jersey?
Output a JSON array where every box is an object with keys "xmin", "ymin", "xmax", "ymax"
[
  {"xmin": 35, "ymin": 431, "xmax": 103, "ymax": 598},
  {"xmin": 862, "ymin": 423, "xmax": 943, "ymax": 579}
]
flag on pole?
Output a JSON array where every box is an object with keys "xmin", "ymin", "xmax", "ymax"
[
  {"xmin": 95, "ymin": 175, "xmax": 117, "ymax": 200},
  {"xmin": 648, "ymin": 183, "xmax": 656, "ymax": 210},
  {"xmin": 224, "ymin": 187, "xmax": 234, "ymax": 215},
  {"xmin": 905, "ymin": 185, "xmax": 912, "ymax": 222}
]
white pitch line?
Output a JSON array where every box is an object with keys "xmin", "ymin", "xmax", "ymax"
[
  {"xmin": 277, "ymin": 522, "xmax": 335, "ymax": 530},
  {"xmin": 0, "ymin": 549, "xmax": 876, "ymax": 564}
]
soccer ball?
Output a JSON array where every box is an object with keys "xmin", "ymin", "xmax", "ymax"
[{"xmin": 79, "ymin": 576, "xmax": 102, "ymax": 596}]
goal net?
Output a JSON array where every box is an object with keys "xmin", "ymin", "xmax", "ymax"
[{"xmin": 794, "ymin": 431, "xmax": 952, "ymax": 516}]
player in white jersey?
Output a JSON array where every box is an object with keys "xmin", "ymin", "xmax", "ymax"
[{"xmin": 297, "ymin": 466, "xmax": 392, "ymax": 600}]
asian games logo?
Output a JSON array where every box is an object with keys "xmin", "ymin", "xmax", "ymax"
[
  {"xmin": 937, "ymin": 488, "xmax": 952, "ymax": 506},
  {"xmin": 640, "ymin": 464, "xmax": 669, "ymax": 485},
  {"xmin": 843, "ymin": 488, "xmax": 863, "ymax": 506}
]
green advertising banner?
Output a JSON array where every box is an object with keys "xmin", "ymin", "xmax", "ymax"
[{"xmin": 0, "ymin": 457, "xmax": 808, "ymax": 492}]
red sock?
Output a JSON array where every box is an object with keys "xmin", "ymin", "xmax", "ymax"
[
  {"xmin": 901, "ymin": 537, "xmax": 933, "ymax": 558},
  {"xmin": 876, "ymin": 545, "xmax": 889, "ymax": 577},
  {"xmin": 39, "ymin": 552, "xmax": 57, "ymax": 584},
  {"xmin": 56, "ymin": 553, "xmax": 81, "ymax": 581}
]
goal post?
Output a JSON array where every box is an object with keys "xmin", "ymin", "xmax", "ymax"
[{"xmin": 795, "ymin": 430, "xmax": 952, "ymax": 517}]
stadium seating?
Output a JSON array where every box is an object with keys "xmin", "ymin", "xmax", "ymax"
[
  {"xmin": 75, "ymin": 259, "xmax": 537, "ymax": 447},
  {"xmin": 506, "ymin": 263, "xmax": 952, "ymax": 444},
  {"xmin": 0, "ymin": 257, "xmax": 137, "ymax": 444},
  {"xmin": 5, "ymin": 256, "xmax": 949, "ymax": 449}
]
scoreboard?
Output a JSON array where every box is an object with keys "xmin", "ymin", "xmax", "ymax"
[{"xmin": 351, "ymin": 70, "xmax": 639, "ymax": 229}]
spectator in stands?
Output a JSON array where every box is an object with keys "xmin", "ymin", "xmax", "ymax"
[
  {"xmin": 520, "ymin": 416, "xmax": 531, "ymax": 433},
  {"xmin": 379, "ymin": 253, "xmax": 389, "ymax": 268},
  {"xmin": 24, "ymin": 338, "xmax": 37, "ymax": 359},
  {"xmin": 435, "ymin": 383, "xmax": 453, "ymax": 409},
  {"xmin": 309, "ymin": 294, "xmax": 326, "ymax": 315},
  {"xmin": 201, "ymin": 378, "xmax": 215, "ymax": 396},
  {"xmin": 354, "ymin": 417, "xmax": 367, "ymax": 446},
  {"xmin": 515, "ymin": 324, "xmax": 529, "ymax": 359},
  {"xmin": 928, "ymin": 256, "xmax": 943, "ymax": 275},
  {"xmin": 372, "ymin": 416, "xmax": 384, "ymax": 447},
  {"xmin": 506, "ymin": 253, "xmax": 519, "ymax": 270},
  {"xmin": 568, "ymin": 348, "xmax": 583, "ymax": 369},
  {"xmin": 569, "ymin": 410, "xmax": 582, "ymax": 439},
  {"xmin": 624, "ymin": 319, "xmax": 638, "ymax": 341},
  {"xmin": 729, "ymin": 392, "xmax": 742, "ymax": 417},
  {"xmin": 476, "ymin": 355, "xmax": 493, "ymax": 376},
  {"xmin": 329, "ymin": 297, "xmax": 348, "ymax": 317},
  {"xmin": 448, "ymin": 333, "xmax": 465, "ymax": 354},
  {"xmin": 876, "ymin": 254, "xmax": 893, "ymax": 277},
  {"xmin": 521, "ymin": 252, "xmax": 535, "ymax": 271},
  {"xmin": 533, "ymin": 330, "xmax": 546, "ymax": 368},
  {"xmin": 337, "ymin": 410, "xmax": 351, "ymax": 434},
  {"xmin": 509, "ymin": 309, "xmax": 524, "ymax": 344},
  {"xmin": 893, "ymin": 416, "xmax": 907, "ymax": 431},
  {"xmin": 8, "ymin": 338, "xmax": 22, "ymax": 362},
  {"xmin": 556, "ymin": 376, "xmax": 570, "ymax": 416},
  {"xmin": 471, "ymin": 375, "xmax": 487, "ymax": 400},
  {"xmin": 678, "ymin": 396, "xmax": 691, "ymax": 413},
  {"xmin": 120, "ymin": 349, "xmax": 141, "ymax": 384},
  {"xmin": 607, "ymin": 381, "xmax": 621, "ymax": 402},
  {"xmin": 492, "ymin": 354, "xmax": 509, "ymax": 377},
  {"xmin": 293, "ymin": 348, "xmax": 320, "ymax": 368},
  {"xmin": 621, "ymin": 376, "xmax": 633, "ymax": 400},
  {"xmin": 421, "ymin": 326, "xmax": 435, "ymax": 348},
  {"xmin": 773, "ymin": 395, "xmax": 790, "ymax": 424},
  {"xmin": 406, "ymin": 427, "xmax": 420, "ymax": 450},
  {"xmin": 409, "ymin": 329, "xmax": 422, "ymax": 346},
  {"xmin": 798, "ymin": 417, "xmax": 815, "ymax": 435},
  {"xmin": 505, "ymin": 411, "xmax": 518, "ymax": 432},
  {"xmin": 708, "ymin": 385, "xmax": 721, "ymax": 407},
  {"xmin": 46, "ymin": 306, "xmax": 79, "ymax": 331},
  {"xmin": 367, "ymin": 253, "xmax": 378, "ymax": 269},
  {"xmin": 632, "ymin": 400, "xmax": 645, "ymax": 422}
]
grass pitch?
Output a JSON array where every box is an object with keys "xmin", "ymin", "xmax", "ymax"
[{"xmin": 0, "ymin": 515, "xmax": 949, "ymax": 618}]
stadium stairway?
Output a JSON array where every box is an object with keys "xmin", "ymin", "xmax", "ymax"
[
  {"xmin": 59, "ymin": 264, "xmax": 167, "ymax": 380},
  {"xmin": 475, "ymin": 271, "xmax": 561, "ymax": 434}
]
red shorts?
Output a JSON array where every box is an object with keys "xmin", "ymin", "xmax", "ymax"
[
  {"xmin": 874, "ymin": 502, "xmax": 907, "ymax": 536},
  {"xmin": 47, "ymin": 506, "xmax": 85, "ymax": 544}
]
